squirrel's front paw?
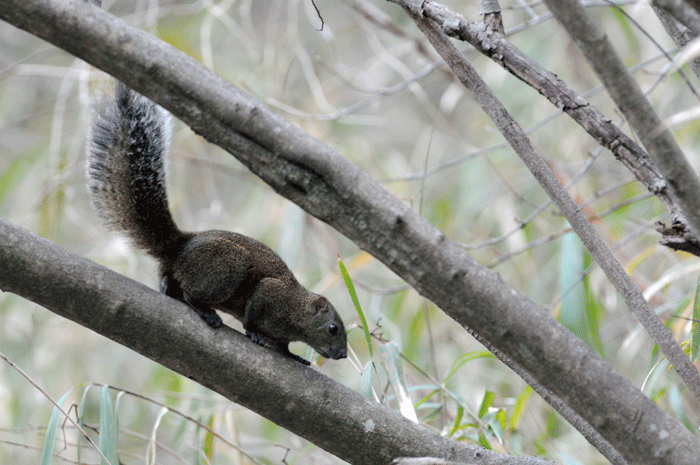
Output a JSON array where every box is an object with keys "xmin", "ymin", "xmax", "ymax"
[
  {"xmin": 246, "ymin": 330, "xmax": 266, "ymax": 346},
  {"xmin": 202, "ymin": 312, "xmax": 223, "ymax": 328}
]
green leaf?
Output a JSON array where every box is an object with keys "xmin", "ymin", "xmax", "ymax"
[
  {"xmin": 338, "ymin": 254, "xmax": 372, "ymax": 358},
  {"xmin": 489, "ymin": 410, "xmax": 506, "ymax": 445},
  {"xmin": 495, "ymin": 408, "xmax": 507, "ymax": 431},
  {"xmin": 147, "ymin": 407, "xmax": 169, "ymax": 465},
  {"xmin": 478, "ymin": 390, "xmax": 495, "ymax": 419},
  {"xmin": 76, "ymin": 385, "xmax": 93, "ymax": 464},
  {"xmin": 380, "ymin": 342, "xmax": 417, "ymax": 422},
  {"xmin": 559, "ymin": 233, "xmax": 585, "ymax": 331},
  {"xmin": 0, "ymin": 159, "xmax": 27, "ymax": 204},
  {"xmin": 98, "ymin": 385, "xmax": 119, "ymax": 465},
  {"xmin": 559, "ymin": 234, "xmax": 604, "ymax": 355},
  {"xmin": 509, "ymin": 385, "xmax": 533, "ymax": 430},
  {"xmin": 203, "ymin": 414, "xmax": 215, "ymax": 462},
  {"xmin": 477, "ymin": 430, "xmax": 492, "ymax": 449},
  {"xmin": 444, "ymin": 350, "xmax": 496, "ymax": 383},
  {"xmin": 413, "ymin": 388, "xmax": 440, "ymax": 410},
  {"xmin": 448, "ymin": 405, "xmax": 464, "ymax": 437},
  {"xmin": 40, "ymin": 390, "xmax": 73, "ymax": 465}
]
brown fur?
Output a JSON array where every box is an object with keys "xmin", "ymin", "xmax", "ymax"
[{"xmin": 86, "ymin": 81, "xmax": 347, "ymax": 365}]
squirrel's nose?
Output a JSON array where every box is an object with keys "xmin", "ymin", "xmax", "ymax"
[{"xmin": 329, "ymin": 346, "xmax": 347, "ymax": 360}]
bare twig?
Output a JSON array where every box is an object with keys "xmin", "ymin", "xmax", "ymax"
[
  {"xmin": 398, "ymin": 8, "xmax": 630, "ymax": 464},
  {"xmin": 0, "ymin": 352, "xmax": 110, "ymax": 465},
  {"xmin": 386, "ymin": 0, "xmax": 700, "ymax": 408},
  {"xmin": 386, "ymin": 0, "xmax": 700, "ymax": 256},
  {"xmin": 544, "ymin": 0, "xmax": 700, "ymax": 262}
]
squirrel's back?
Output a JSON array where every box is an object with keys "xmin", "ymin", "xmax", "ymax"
[{"xmin": 86, "ymin": 81, "xmax": 186, "ymax": 259}]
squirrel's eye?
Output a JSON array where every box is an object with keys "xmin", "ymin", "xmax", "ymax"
[{"xmin": 328, "ymin": 324, "xmax": 338, "ymax": 335}]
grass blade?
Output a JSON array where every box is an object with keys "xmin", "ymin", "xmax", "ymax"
[{"xmin": 338, "ymin": 254, "xmax": 372, "ymax": 358}]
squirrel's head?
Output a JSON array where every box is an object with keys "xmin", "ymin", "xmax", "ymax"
[{"xmin": 304, "ymin": 295, "xmax": 348, "ymax": 360}]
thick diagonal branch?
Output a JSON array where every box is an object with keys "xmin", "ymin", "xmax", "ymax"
[
  {"xmin": 400, "ymin": 10, "xmax": 630, "ymax": 465},
  {"xmin": 0, "ymin": 220, "xmax": 545, "ymax": 465}
]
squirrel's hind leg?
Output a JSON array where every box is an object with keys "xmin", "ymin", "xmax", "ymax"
[{"xmin": 160, "ymin": 275, "xmax": 223, "ymax": 328}]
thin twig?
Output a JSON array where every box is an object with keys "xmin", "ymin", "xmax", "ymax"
[
  {"xmin": 0, "ymin": 352, "xmax": 110, "ymax": 465},
  {"xmin": 395, "ymin": 4, "xmax": 693, "ymax": 462},
  {"xmin": 389, "ymin": 0, "xmax": 700, "ymax": 407}
]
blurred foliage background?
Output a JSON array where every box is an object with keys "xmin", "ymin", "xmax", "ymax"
[{"xmin": 1, "ymin": 0, "xmax": 699, "ymax": 463}]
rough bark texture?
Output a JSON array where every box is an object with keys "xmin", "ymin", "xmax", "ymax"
[
  {"xmin": 0, "ymin": 219, "xmax": 548, "ymax": 465},
  {"xmin": 386, "ymin": 2, "xmax": 700, "ymax": 462},
  {"xmin": 653, "ymin": 0, "xmax": 700, "ymax": 35}
]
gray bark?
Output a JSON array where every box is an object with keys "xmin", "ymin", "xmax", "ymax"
[
  {"xmin": 389, "ymin": 0, "xmax": 700, "ymax": 257},
  {"xmin": 0, "ymin": 220, "xmax": 547, "ymax": 465},
  {"xmin": 401, "ymin": 8, "xmax": 629, "ymax": 464},
  {"xmin": 543, "ymin": 0, "xmax": 700, "ymax": 276}
]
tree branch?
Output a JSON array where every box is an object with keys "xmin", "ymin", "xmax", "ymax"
[
  {"xmin": 0, "ymin": 219, "xmax": 548, "ymax": 465},
  {"xmin": 392, "ymin": 0, "xmax": 700, "ymax": 435},
  {"xmin": 542, "ymin": 0, "xmax": 700, "ymax": 281},
  {"xmin": 651, "ymin": 4, "xmax": 700, "ymax": 78},
  {"xmin": 385, "ymin": 0, "xmax": 700, "ymax": 256},
  {"xmin": 653, "ymin": 0, "xmax": 700, "ymax": 36},
  {"xmin": 389, "ymin": 0, "xmax": 700, "ymax": 409},
  {"xmin": 399, "ymin": 9, "xmax": 629, "ymax": 464},
  {"xmin": 0, "ymin": 1, "xmax": 698, "ymax": 463}
]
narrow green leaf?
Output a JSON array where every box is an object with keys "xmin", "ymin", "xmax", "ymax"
[
  {"xmin": 559, "ymin": 234, "xmax": 586, "ymax": 335},
  {"xmin": 509, "ymin": 385, "xmax": 533, "ymax": 430},
  {"xmin": 448, "ymin": 405, "xmax": 464, "ymax": 437},
  {"xmin": 444, "ymin": 350, "xmax": 496, "ymax": 383},
  {"xmin": 406, "ymin": 308, "xmax": 425, "ymax": 361},
  {"xmin": 413, "ymin": 388, "xmax": 440, "ymax": 409},
  {"xmin": 338, "ymin": 254, "xmax": 372, "ymax": 358},
  {"xmin": 147, "ymin": 407, "xmax": 169, "ymax": 465},
  {"xmin": 478, "ymin": 390, "xmax": 495, "ymax": 419},
  {"xmin": 691, "ymin": 274, "xmax": 700, "ymax": 361},
  {"xmin": 77, "ymin": 385, "xmax": 94, "ymax": 465},
  {"xmin": 559, "ymin": 234, "xmax": 604, "ymax": 355},
  {"xmin": 489, "ymin": 410, "xmax": 505, "ymax": 445},
  {"xmin": 477, "ymin": 430, "xmax": 492, "ymax": 449},
  {"xmin": 203, "ymin": 414, "xmax": 215, "ymax": 461},
  {"xmin": 495, "ymin": 409, "xmax": 507, "ymax": 431},
  {"xmin": 0, "ymin": 159, "xmax": 27, "ymax": 203},
  {"xmin": 79, "ymin": 386, "xmax": 93, "ymax": 414},
  {"xmin": 41, "ymin": 390, "xmax": 73, "ymax": 465},
  {"xmin": 652, "ymin": 387, "xmax": 668, "ymax": 404},
  {"xmin": 610, "ymin": 5, "xmax": 635, "ymax": 43},
  {"xmin": 98, "ymin": 385, "xmax": 119, "ymax": 465}
]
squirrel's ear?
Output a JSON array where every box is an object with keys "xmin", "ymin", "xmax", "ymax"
[{"xmin": 310, "ymin": 296, "xmax": 328, "ymax": 314}]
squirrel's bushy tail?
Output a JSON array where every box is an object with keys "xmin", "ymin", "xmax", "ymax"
[{"xmin": 86, "ymin": 81, "xmax": 185, "ymax": 259}]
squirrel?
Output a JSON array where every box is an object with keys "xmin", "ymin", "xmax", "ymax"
[{"xmin": 85, "ymin": 80, "xmax": 347, "ymax": 365}]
